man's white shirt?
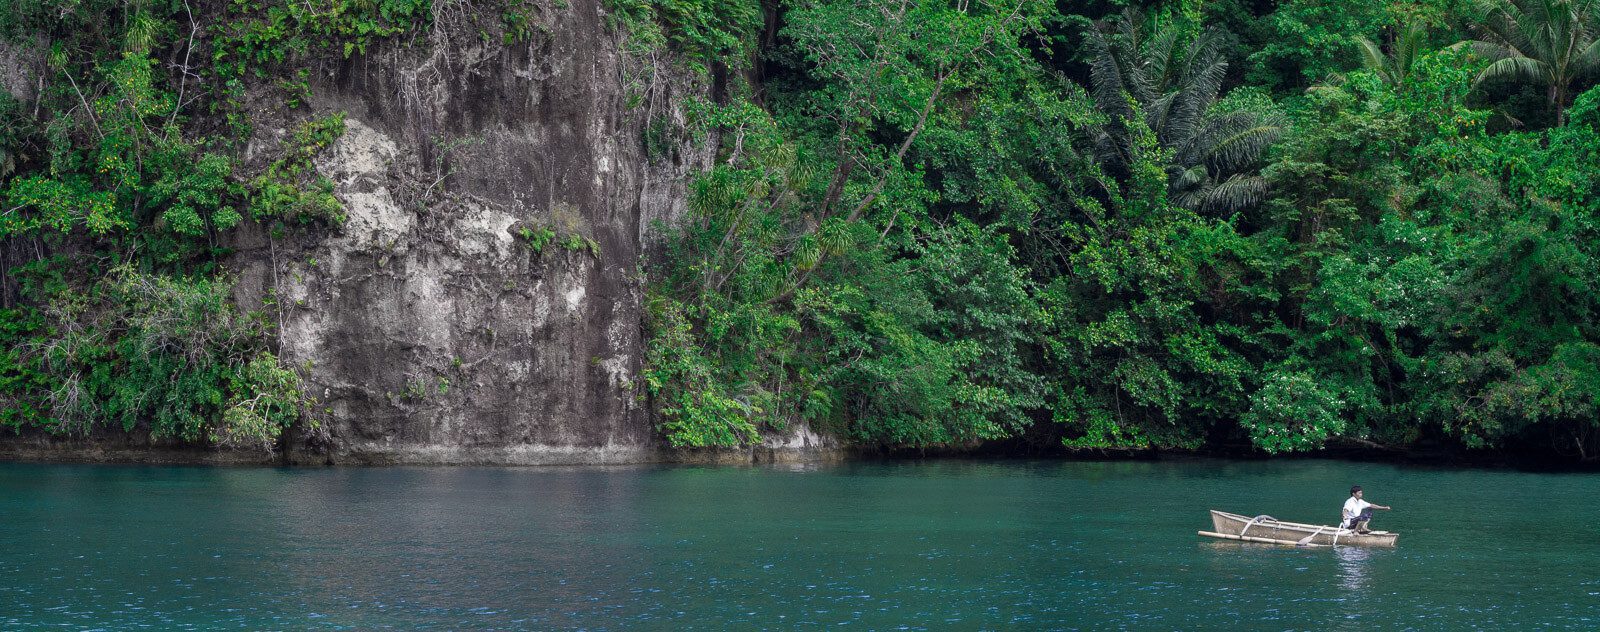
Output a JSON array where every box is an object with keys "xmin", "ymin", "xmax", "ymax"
[{"xmin": 1343, "ymin": 497, "xmax": 1372, "ymax": 521}]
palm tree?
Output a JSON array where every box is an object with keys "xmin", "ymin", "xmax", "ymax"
[
  {"xmin": 1356, "ymin": 22, "xmax": 1428, "ymax": 87},
  {"xmin": 1465, "ymin": 0, "xmax": 1600, "ymax": 126},
  {"xmin": 1084, "ymin": 10, "xmax": 1284, "ymax": 214}
]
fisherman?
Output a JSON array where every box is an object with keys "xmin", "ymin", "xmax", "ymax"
[{"xmin": 1342, "ymin": 485, "xmax": 1391, "ymax": 534}]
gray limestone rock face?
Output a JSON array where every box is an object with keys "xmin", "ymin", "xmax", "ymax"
[
  {"xmin": 224, "ymin": 2, "xmax": 720, "ymax": 464},
  {"xmin": 0, "ymin": 36, "xmax": 45, "ymax": 106}
]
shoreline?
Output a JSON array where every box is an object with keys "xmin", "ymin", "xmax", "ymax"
[
  {"xmin": 0, "ymin": 430, "xmax": 853, "ymax": 468},
  {"xmin": 1, "ymin": 435, "xmax": 1592, "ymax": 471}
]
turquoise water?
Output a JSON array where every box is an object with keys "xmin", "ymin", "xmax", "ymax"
[{"xmin": 1, "ymin": 458, "xmax": 1597, "ymax": 629}]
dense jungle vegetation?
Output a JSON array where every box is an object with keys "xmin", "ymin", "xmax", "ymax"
[
  {"xmin": 642, "ymin": 0, "xmax": 1600, "ymax": 460},
  {"xmin": 3, "ymin": 0, "xmax": 1600, "ymax": 460}
]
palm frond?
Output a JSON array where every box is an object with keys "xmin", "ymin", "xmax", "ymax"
[
  {"xmin": 1355, "ymin": 35, "xmax": 1389, "ymax": 77},
  {"xmin": 1201, "ymin": 116, "xmax": 1285, "ymax": 175},
  {"xmin": 1194, "ymin": 174, "xmax": 1270, "ymax": 213},
  {"xmin": 1172, "ymin": 165, "xmax": 1209, "ymax": 190},
  {"xmin": 1468, "ymin": 39, "xmax": 1518, "ymax": 60},
  {"xmin": 1085, "ymin": 29, "xmax": 1135, "ymax": 123},
  {"xmin": 1145, "ymin": 27, "xmax": 1181, "ymax": 92},
  {"xmin": 1497, "ymin": 1, "xmax": 1540, "ymax": 54},
  {"xmin": 1474, "ymin": 54, "xmax": 1552, "ymax": 86},
  {"xmin": 1395, "ymin": 22, "xmax": 1428, "ymax": 82},
  {"xmin": 1578, "ymin": 36, "xmax": 1600, "ymax": 72},
  {"xmin": 1182, "ymin": 30, "xmax": 1230, "ymax": 106},
  {"xmin": 1088, "ymin": 127, "xmax": 1127, "ymax": 172},
  {"xmin": 1081, "ymin": 8, "xmax": 1281, "ymax": 214},
  {"xmin": 1145, "ymin": 91, "xmax": 1180, "ymax": 145}
]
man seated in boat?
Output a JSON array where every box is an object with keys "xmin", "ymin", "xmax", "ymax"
[{"xmin": 1342, "ymin": 485, "xmax": 1391, "ymax": 534}]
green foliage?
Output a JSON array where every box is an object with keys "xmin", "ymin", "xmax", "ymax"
[
  {"xmin": 249, "ymin": 113, "xmax": 347, "ymax": 224},
  {"xmin": 0, "ymin": 0, "xmax": 406, "ymax": 447},
  {"xmin": 643, "ymin": 296, "xmax": 763, "ymax": 447},
  {"xmin": 1085, "ymin": 10, "xmax": 1285, "ymax": 213},
  {"xmin": 560, "ymin": 233, "xmax": 602, "ymax": 256},
  {"xmin": 516, "ymin": 224, "xmax": 558, "ymax": 253},
  {"xmin": 500, "ymin": 2, "xmax": 551, "ymax": 44},
  {"xmin": 605, "ymin": 0, "xmax": 761, "ymax": 68},
  {"xmin": 806, "ymin": 222, "xmax": 1046, "ymax": 445},
  {"xmin": 1355, "ymin": 22, "xmax": 1428, "ymax": 87},
  {"xmin": 1, "ymin": 265, "xmax": 309, "ymax": 448},
  {"xmin": 0, "ymin": 50, "xmax": 262, "ymax": 265},
  {"xmin": 1257, "ymin": 48, "xmax": 1600, "ymax": 454},
  {"xmin": 9, "ymin": 0, "xmax": 1600, "ymax": 462},
  {"xmin": 1247, "ymin": 0, "xmax": 1391, "ymax": 89},
  {"xmin": 2, "ymin": 176, "xmax": 124, "ymax": 237},
  {"xmin": 642, "ymin": 0, "xmax": 1050, "ymax": 448},
  {"xmin": 641, "ymin": 0, "xmax": 1600, "ymax": 462},
  {"xmin": 1039, "ymin": 121, "xmax": 1272, "ymax": 450},
  {"xmin": 279, "ymin": 69, "xmax": 314, "ymax": 108},
  {"xmin": 1464, "ymin": 0, "xmax": 1600, "ymax": 125},
  {"xmin": 514, "ymin": 223, "xmax": 600, "ymax": 256},
  {"xmin": 216, "ymin": 352, "xmax": 307, "ymax": 450},
  {"xmin": 212, "ymin": 0, "xmax": 433, "ymax": 78},
  {"xmin": 1241, "ymin": 368, "xmax": 1347, "ymax": 453}
]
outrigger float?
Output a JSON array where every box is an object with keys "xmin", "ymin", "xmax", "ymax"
[{"xmin": 1198, "ymin": 509, "xmax": 1398, "ymax": 547}]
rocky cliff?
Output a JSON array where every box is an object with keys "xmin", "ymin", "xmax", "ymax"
[
  {"xmin": 0, "ymin": 3, "xmax": 835, "ymax": 465},
  {"xmin": 247, "ymin": 7, "xmax": 693, "ymax": 465}
]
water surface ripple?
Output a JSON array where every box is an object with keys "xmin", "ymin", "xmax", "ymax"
[{"xmin": 0, "ymin": 459, "xmax": 1596, "ymax": 629}]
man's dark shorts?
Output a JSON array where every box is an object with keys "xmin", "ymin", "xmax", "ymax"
[{"xmin": 1344, "ymin": 508, "xmax": 1374, "ymax": 528}]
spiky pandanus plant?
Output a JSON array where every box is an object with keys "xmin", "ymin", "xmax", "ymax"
[
  {"xmin": 1466, "ymin": 0, "xmax": 1600, "ymax": 126},
  {"xmin": 1084, "ymin": 10, "xmax": 1284, "ymax": 214},
  {"xmin": 1356, "ymin": 22, "xmax": 1429, "ymax": 87}
]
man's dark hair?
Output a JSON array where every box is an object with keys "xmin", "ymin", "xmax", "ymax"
[{"xmin": 1350, "ymin": 485, "xmax": 1362, "ymax": 494}]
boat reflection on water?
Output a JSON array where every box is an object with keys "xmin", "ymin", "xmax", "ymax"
[{"xmin": 1335, "ymin": 544, "xmax": 1374, "ymax": 591}]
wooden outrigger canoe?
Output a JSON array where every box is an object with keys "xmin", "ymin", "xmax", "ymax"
[{"xmin": 1198, "ymin": 509, "xmax": 1398, "ymax": 547}]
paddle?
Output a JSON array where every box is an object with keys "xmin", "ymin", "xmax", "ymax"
[
  {"xmin": 1300, "ymin": 516, "xmax": 1358, "ymax": 547},
  {"xmin": 1297, "ymin": 515, "xmax": 1352, "ymax": 546}
]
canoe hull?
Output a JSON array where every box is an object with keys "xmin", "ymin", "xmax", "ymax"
[{"xmin": 1202, "ymin": 510, "xmax": 1398, "ymax": 547}]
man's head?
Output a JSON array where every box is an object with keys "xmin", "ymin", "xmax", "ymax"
[{"xmin": 1350, "ymin": 485, "xmax": 1363, "ymax": 498}]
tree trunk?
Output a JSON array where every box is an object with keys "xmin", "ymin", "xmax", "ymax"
[{"xmin": 1552, "ymin": 83, "xmax": 1566, "ymax": 126}]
